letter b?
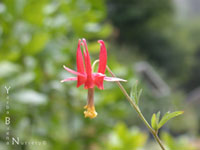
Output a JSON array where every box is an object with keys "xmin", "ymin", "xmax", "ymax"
[{"xmin": 5, "ymin": 117, "xmax": 10, "ymax": 125}]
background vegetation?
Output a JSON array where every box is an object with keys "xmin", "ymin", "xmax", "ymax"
[{"xmin": 0, "ymin": 0, "xmax": 199, "ymax": 149}]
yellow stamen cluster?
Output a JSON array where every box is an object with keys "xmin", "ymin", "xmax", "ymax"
[{"xmin": 84, "ymin": 105, "xmax": 97, "ymax": 119}]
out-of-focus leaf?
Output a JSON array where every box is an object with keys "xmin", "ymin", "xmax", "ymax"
[
  {"xmin": 23, "ymin": 0, "xmax": 46, "ymax": 25},
  {"xmin": 87, "ymin": 41, "xmax": 101, "ymax": 53},
  {"xmin": 8, "ymin": 72, "xmax": 35, "ymax": 88},
  {"xmin": 0, "ymin": 143, "xmax": 8, "ymax": 150},
  {"xmin": 43, "ymin": 2, "xmax": 59, "ymax": 15},
  {"xmin": 12, "ymin": 89, "xmax": 47, "ymax": 105},
  {"xmin": 0, "ymin": 61, "xmax": 21, "ymax": 78},
  {"xmin": 84, "ymin": 23, "xmax": 101, "ymax": 33},
  {"xmin": 106, "ymin": 123, "xmax": 148, "ymax": 149},
  {"xmin": 98, "ymin": 23, "xmax": 113, "ymax": 38},
  {"xmin": 161, "ymin": 132, "xmax": 197, "ymax": 150},
  {"xmin": 24, "ymin": 32, "xmax": 49, "ymax": 54},
  {"xmin": 0, "ymin": 3, "xmax": 6, "ymax": 14}
]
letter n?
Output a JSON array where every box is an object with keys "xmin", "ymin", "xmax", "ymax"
[{"xmin": 12, "ymin": 137, "xmax": 19, "ymax": 145}]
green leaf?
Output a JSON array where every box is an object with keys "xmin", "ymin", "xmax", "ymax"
[
  {"xmin": 24, "ymin": 32, "xmax": 49, "ymax": 54},
  {"xmin": 130, "ymin": 81, "xmax": 143, "ymax": 106},
  {"xmin": 12, "ymin": 89, "xmax": 47, "ymax": 105},
  {"xmin": 130, "ymin": 82, "xmax": 135, "ymax": 101},
  {"xmin": 151, "ymin": 113, "xmax": 157, "ymax": 130},
  {"xmin": 158, "ymin": 111, "xmax": 184, "ymax": 129},
  {"xmin": 137, "ymin": 89, "xmax": 143, "ymax": 105},
  {"xmin": 0, "ymin": 61, "xmax": 21, "ymax": 78},
  {"xmin": 156, "ymin": 111, "xmax": 160, "ymax": 124}
]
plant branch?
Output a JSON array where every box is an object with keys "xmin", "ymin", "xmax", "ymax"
[{"xmin": 106, "ymin": 65, "xmax": 166, "ymax": 150}]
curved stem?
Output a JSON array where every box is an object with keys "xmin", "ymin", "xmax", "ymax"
[
  {"xmin": 106, "ymin": 65, "xmax": 166, "ymax": 150},
  {"xmin": 92, "ymin": 59, "xmax": 99, "ymax": 72}
]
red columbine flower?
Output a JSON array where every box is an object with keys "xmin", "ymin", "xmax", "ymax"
[{"xmin": 61, "ymin": 38, "xmax": 126, "ymax": 118}]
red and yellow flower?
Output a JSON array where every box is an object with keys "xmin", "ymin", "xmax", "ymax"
[{"xmin": 61, "ymin": 39, "xmax": 126, "ymax": 118}]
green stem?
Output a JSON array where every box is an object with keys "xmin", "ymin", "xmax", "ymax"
[{"xmin": 106, "ymin": 66, "xmax": 166, "ymax": 150}]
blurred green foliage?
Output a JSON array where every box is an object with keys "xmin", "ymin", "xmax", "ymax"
[
  {"xmin": 107, "ymin": 0, "xmax": 200, "ymax": 84},
  {"xmin": 0, "ymin": 0, "xmax": 199, "ymax": 150},
  {"xmin": 105, "ymin": 123, "xmax": 148, "ymax": 150},
  {"xmin": 161, "ymin": 132, "xmax": 197, "ymax": 150}
]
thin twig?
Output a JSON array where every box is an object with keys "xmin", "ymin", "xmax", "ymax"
[{"xmin": 106, "ymin": 65, "xmax": 166, "ymax": 150}]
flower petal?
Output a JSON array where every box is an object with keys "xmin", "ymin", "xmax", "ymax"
[
  {"xmin": 61, "ymin": 77, "xmax": 77, "ymax": 83},
  {"xmin": 98, "ymin": 40, "xmax": 107, "ymax": 74},
  {"xmin": 93, "ymin": 73, "xmax": 105, "ymax": 90},
  {"xmin": 63, "ymin": 65, "xmax": 85, "ymax": 77},
  {"xmin": 76, "ymin": 39, "xmax": 85, "ymax": 74},
  {"xmin": 76, "ymin": 39, "xmax": 86, "ymax": 87},
  {"xmin": 82, "ymin": 38, "xmax": 93, "ymax": 88},
  {"xmin": 104, "ymin": 76, "xmax": 127, "ymax": 82},
  {"xmin": 82, "ymin": 38, "xmax": 92, "ymax": 75}
]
